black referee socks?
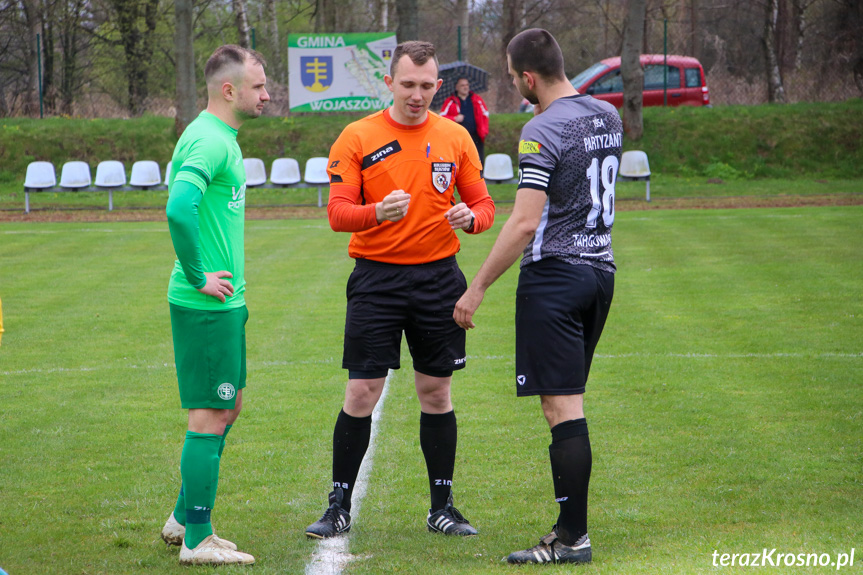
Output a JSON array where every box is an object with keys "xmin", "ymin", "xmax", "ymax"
[
  {"xmin": 420, "ymin": 410, "xmax": 458, "ymax": 512},
  {"xmin": 332, "ymin": 409, "xmax": 372, "ymax": 513},
  {"xmin": 549, "ymin": 418, "xmax": 591, "ymax": 546}
]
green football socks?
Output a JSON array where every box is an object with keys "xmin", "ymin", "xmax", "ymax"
[
  {"xmin": 172, "ymin": 424, "xmax": 232, "ymax": 526},
  {"xmin": 180, "ymin": 431, "xmax": 222, "ymax": 548}
]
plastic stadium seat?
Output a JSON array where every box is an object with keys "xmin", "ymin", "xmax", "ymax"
[
  {"xmin": 243, "ymin": 158, "xmax": 267, "ymax": 187},
  {"xmin": 23, "ymin": 161, "xmax": 58, "ymax": 213},
  {"xmin": 164, "ymin": 162, "xmax": 172, "ymax": 186},
  {"xmin": 24, "ymin": 161, "xmax": 57, "ymax": 189},
  {"xmin": 94, "ymin": 161, "xmax": 127, "ymax": 187},
  {"xmin": 94, "ymin": 161, "xmax": 128, "ymax": 211},
  {"xmin": 59, "ymin": 161, "xmax": 92, "ymax": 189},
  {"xmin": 270, "ymin": 158, "xmax": 301, "ymax": 186},
  {"xmin": 618, "ymin": 150, "xmax": 651, "ymax": 201},
  {"xmin": 483, "ymin": 153, "xmax": 515, "ymax": 183},
  {"xmin": 304, "ymin": 157, "xmax": 330, "ymax": 207},
  {"xmin": 129, "ymin": 160, "xmax": 162, "ymax": 189}
]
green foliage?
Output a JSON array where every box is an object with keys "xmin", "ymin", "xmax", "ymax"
[{"xmin": 1, "ymin": 207, "xmax": 861, "ymax": 573}]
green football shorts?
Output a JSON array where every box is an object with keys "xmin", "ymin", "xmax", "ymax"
[{"xmin": 169, "ymin": 303, "xmax": 248, "ymax": 409}]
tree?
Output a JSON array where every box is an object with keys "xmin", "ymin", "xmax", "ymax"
[
  {"xmin": 496, "ymin": 0, "xmax": 523, "ymax": 113},
  {"xmin": 621, "ymin": 0, "xmax": 646, "ymax": 140},
  {"xmin": 109, "ymin": 0, "xmax": 160, "ymax": 115},
  {"xmin": 455, "ymin": 0, "xmax": 469, "ymax": 60},
  {"xmin": 764, "ymin": 0, "xmax": 787, "ymax": 102},
  {"xmin": 233, "ymin": 0, "xmax": 250, "ymax": 48},
  {"xmin": 174, "ymin": 0, "xmax": 195, "ymax": 136},
  {"xmin": 396, "ymin": 0, "xmax": 418, "ymax": 41}
]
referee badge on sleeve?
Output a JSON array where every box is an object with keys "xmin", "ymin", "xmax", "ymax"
[{"xmin": 432, "ymin": 162, "xmax": 454, "ymax": 193}]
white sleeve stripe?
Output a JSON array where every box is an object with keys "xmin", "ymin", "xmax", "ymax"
[
  {"xmin": 522, "ymin": 167, "xmax": 551, "ymax": 177},
  {"xmin": 521, "ymin": 173, "xmax": 549, "ymax": 183},
  {"xmin": 521, "ymin": 177, "xmax": 549, "ymax": 186}
]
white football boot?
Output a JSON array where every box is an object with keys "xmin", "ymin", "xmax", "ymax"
[
  {"xmin": 179, "ymin": 534, "xmax": 255, "ymax": 565},
  {"xmin": 160, "ymin": 512, "xmax": 237, "ymax": 551}
]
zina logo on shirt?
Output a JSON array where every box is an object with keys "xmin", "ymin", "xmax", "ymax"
[{"xmin": 228, "ymin": 184, "xmax": 246, "ymax": 210}]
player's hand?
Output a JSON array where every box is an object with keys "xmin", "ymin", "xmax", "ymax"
[
  {"xmin": 445, "ymin": 202, "xmax": 475, "ymax": 231},
  {"xmin": 197, "ymin": 270, "xmax": 234, "ymax": 303},
  {"xmin": 454, "ymin": 285, "xmax": 484, "ymax": 330},
  {"xmin": 376, "ymin": 190, "xmax": 411, "ymax": 223},
  {"xmin": 455, "ymin": 114, "xmax": 465, "ymax": 123}
]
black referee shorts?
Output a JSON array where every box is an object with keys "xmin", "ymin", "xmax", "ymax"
[
  {"xmin": 342, "ymin": 256, "xmax": 467, "ymax": 379},
  {"xmin": 515, "ymin": 259, "xmax": 614, "ymax": 397}
]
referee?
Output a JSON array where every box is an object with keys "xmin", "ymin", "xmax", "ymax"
[
  {"xmin": 304, "ymin": 41, "xmax": 495, "ymax": 540},
  {"xmin": 160, "ymin": 45, "xmax": 268, "ymax": 566},
  {"xmin": 454, "ymin": 28, "xmax": 622, "ymax": 564}
]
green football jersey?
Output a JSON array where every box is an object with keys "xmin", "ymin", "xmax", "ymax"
[{"xmin": 167, "ymin": 111, "xmax": 247, "ymax": 311}]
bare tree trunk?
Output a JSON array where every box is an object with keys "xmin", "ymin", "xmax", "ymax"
[
  {"xmin": 233, "ymin": 0, "xmax": 251, "ymax": 48},
  {"xmin": 395, "ymin": 0, "xmax": 418, "ymax": 41},
  {"xmin": 22, "ymin": 0, "xmax": 41, "ymax": 117},
  {"xmin": 690, "ymin": 0, "xmax": 698, "ymax": 59},
  {"xmin": 265, "ymin": 0, "xmax": 283, "ymax": 83},
  {"xmin": 59, "ymin": 0, "xmax": 84, "ymax": 115},
  {"xmin": 764, "ymin": 0, "xmax": 786, "ymax": 102},
  {"xmin": 496, "ymin": 0, "xmax": 523, "ymax": 113},
  {"xmin": 621, "ymin": 0, "xmax": 646, "ymax": 140},
  {"xmin": 456, "ymin": 0, "xmax": 469, "ymax": 61},
  {"xmin": 40, "ymin": 0, "xmax": 56, "ymax": 113},
  {"xmin": 174, "ymin": 0, "xmax": 196, "ymax": 137}
]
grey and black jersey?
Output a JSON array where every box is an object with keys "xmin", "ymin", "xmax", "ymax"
[{"xmin": 517, "ymin": 94, "xmax": 623, "ymax": 273}]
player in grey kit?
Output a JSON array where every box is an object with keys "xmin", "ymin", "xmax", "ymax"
[{"xmin": 454, "ymin": 28, "xmax": 622, "ymax": 564}]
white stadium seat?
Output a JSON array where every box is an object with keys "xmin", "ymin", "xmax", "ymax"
[
  {"xmin": 59, "ymin": 161, "xmax": 92, "ymax": 189},
  {"xmin": 129, "ymin": 160, "xmax": 162, "ymax": 189},
  {"xmin": 483, "ymin": 153, "xmax": 515, "ymax": 183},
  {"xmin": 270, "ymin": 158, "xmax": 301, "ymax": 186},
  {"xmin": 243, "ymin": 158, "xmax": 267, "ymax": 187},
  {"xmin": 618, "ymin": 150, "xmax": 651, "ymax": 201},
  {"xmin": 304, "ymin": 157, "xmax": 330, "ymax": 207}
]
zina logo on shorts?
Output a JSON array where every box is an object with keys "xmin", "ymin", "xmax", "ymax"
[
  {"xmin": 217, "ymin": 382, "xmax": 236, "ymax": 401},
  {"xmin": 517, "ymin": 375, "xmax": 527, "ymax": 386}
]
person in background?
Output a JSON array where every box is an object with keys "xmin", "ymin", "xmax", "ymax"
[{"xmin": 440, "ymin": 76, "xmax": 490, "ymax": 166}]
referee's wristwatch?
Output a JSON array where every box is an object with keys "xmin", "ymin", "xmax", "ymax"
[{"xmin": 468, "ymin": 211, "xmax": 476, "ymax": 232}]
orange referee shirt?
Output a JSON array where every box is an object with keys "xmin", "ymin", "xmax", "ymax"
[{"xmin": 327, "ymin": 108, "xmax": 495, "ymax": 265}]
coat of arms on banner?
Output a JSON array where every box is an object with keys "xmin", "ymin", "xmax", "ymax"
[
  {"xmin": 301, "ymin": 56, "xmax": 333, "ymax": 92},
  {"xmin": 432, "ymin": 162, "xmax": 453, "ymax": 193}
]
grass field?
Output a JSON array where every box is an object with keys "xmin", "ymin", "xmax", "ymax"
[{"xmin": 1, "ymin": 206, "xmax": 861, "ymax": 574}]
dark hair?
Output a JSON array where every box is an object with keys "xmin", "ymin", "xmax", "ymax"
[
  {"xmin": 390, "ymin": 41, "xmax": 439, "ymax": 77},
  {"xmin": 506, "ymin": 29, "xmax": 565, "ymax": 81},
  {"xmin": 205, "ymin": 45, "xmax": 266, "ymax": 83}
]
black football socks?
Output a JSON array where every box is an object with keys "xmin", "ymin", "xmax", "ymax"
[
  {"xmin": 420, "ymin": 410, "xmax": 458, "ymax": 511},
  {"xmin": 331, "ymin": 409, "xmax": 372, "ymax": 512},
  {"xmin": 549, "ymin": 418, "xmax": 591, "ymax": 546}
]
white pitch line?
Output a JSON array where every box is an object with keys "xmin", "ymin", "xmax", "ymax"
[{"xmin": 304, "ymin": 371, "xmax": 392, "ymax": 575}]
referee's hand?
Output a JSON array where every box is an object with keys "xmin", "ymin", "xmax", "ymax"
[
  {"xmin": 454, "ymin": 285, "xmax": 484, "ymax": 330},
  {"xmin": 197, "ymin": 270, "xmax": 235, "ymax": 303}
]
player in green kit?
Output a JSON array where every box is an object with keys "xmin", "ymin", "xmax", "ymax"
[{"xmin": 159, "ymin": 44, "xmax": 268, "ymax": 566}]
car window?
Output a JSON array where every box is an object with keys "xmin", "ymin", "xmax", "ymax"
[
  {"xmin": 644, "ymin": 65, "xmax": 680, "ymax": 89},
  {"xmin": 684, "ymin": 67, "xmax": 702, "ymax": 88},
  {"xmin": 570, "ymin": 62, "xmax": 609, "ymax": 89},
  {"xmin": 588, "ymin": 69, "xmax": 622, "ymax": 94}
]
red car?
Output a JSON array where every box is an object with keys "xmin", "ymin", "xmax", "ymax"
[{"xmin": 570, "ymin": 54, "xmax": 710, "ymax": 108}]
